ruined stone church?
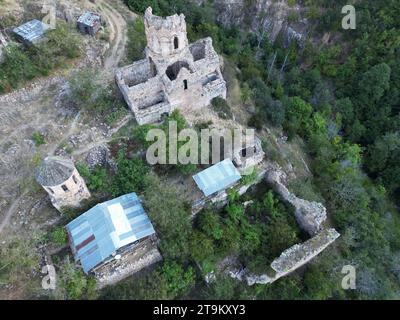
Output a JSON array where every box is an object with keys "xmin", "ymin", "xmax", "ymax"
[{"xmin": 116, "ymin": 7, "xmax": 227, "ymax": 125}]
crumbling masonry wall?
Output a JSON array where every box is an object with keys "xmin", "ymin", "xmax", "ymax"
[
  {"xmin": 265, "ymin": 168, "xmax": 327, "ymax": 235},
  {"xmin": 198, "ymin": 165, "xmax": 340, "ymax": 286},
  {"xmin": 229, "ymin": 228, "xmax": 340, "ymax": 285}
]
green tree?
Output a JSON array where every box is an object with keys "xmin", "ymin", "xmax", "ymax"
[
  {"xmin": 160, "ymin": 261, "xmax": 196, "ymax": 298},
  {"xmin": 197, "ymin": 210, "xmax": 223, "ymax": 240},
  {"xmin": 126, "ymin": 19, "xmax": 146, "ymax": 60},
  {"xmin": 366, "ymin": 132, "xmax": 400, "ymax": 198},
  {"xmin": 56, "ymin": 257, "xmax": 98, "ymax": 300},
  {"xmin": 284, "ymin": 96, "xmax": 313, "ymax": 139},
  {"xmin": 76, "ymin": 163, "xmax": 109, "ymax": 193},
  {"xmin": 111, "ymin": 153, "xmax": 149, "ymax": 196},
  {"xmin": 357, "ymin": 63, "xmax": 391, "ymax": 109},
  {"xmin": 143, "ymin": 173, "xmax": 192, "ymax": 260},
  {"xmin": 68, "ymin": 68, "xmax": 112, "ymax": 113}
]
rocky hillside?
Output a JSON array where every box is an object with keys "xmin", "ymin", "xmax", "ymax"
[{"xmin": 198, "ymin": 0, "xmax": 308, "ymax": 46}]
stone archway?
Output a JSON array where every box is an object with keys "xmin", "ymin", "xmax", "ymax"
[{"xmin": 165, "ymin": 61, "xmax": 190, "ymax": 81}]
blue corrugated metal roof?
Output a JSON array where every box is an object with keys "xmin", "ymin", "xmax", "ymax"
[
  {"xmin": 13, "ymin": 19, "xmax": 49, "ymax": 43},
  {"xmin": 193, "ymin": 159, "xmax": 241, "ymax": 197},
  {"xmin": 66, "ymin": 193, "xmax": 156, "ymax": 273},
  {"xmin": 77, "ymin": 12, "xmax": 101, "ymax": 27}
]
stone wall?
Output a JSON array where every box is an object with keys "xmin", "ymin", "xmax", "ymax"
[
  {"xmin": 233, "ymin": 136, "xmax": 265, "ymax": 172},
  {"xmin": 42, "ymin": 168, "xmax": 91, "ymax": 211},
  {"xmin": 95, "ymin": 239, "xmax": 163, "ymax": 289},
  {"xmin": 229, "ymin": 228, "xmax": 340, "ymax": 285},
  {"xmin": 265, "ymin": 168, "xmax": 327, "ymax": 235}
]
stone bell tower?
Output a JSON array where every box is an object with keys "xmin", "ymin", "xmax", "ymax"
[
  {"xmin": 144, "ymin": 7, "xmax": 192, "ymax": 74},
  {"xmin": 35, "ymin": 156, "xmax": 91, "ymax": 211}
]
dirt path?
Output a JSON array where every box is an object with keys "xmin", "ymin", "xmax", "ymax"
[
  {"xmin": 49, "ymin": 111, "xmax": 81, "ymax": 155},
  {"xmin": 0, "ymin": 191, "xmax": 30, "ymax": 234},
  {"xmin": 0, "ymin": 0, "xmax": 134, "ymax": 235},
  {"xmin": 101, "ymin": 1, "xmax": 128, "ymax": 71},
  {"xmin": 93, "ymin": 0, "xmax": 136, "ymax": 74},
  {"xmin": 72, "ymin": 113, "xmax": 133, "ymax": 156}
]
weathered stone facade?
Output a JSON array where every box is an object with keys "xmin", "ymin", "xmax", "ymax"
[
  {"xmin": 232, "ymin": 136, "xmax": 265, "ymax": 172},
  {"xmin": 116, "ymin": 7, "xmax": 227, "ymax": 125},
  {"xmin": 35, "ymin": 156, "xmax": 91, "ymax": 211},
  {"xmin": 265, "ymin": 168, "xmax": 327, "ymax": 235},
  {"xmin": 0, "ymin": 31, "xmax": 9, "ymax": 62}
]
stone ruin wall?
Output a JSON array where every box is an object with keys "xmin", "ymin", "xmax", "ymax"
[
  {"xmin": 265, "ymin": 168, "xmax": 326, "ymax": 235},
  {"xmin": 224, "ymin": 165, "xmax": 339, "ymax": 286},
  {"xmin": 94, "ymin": 239, "xmax": 163, "ymax": 289},
  {"xmin": 194, "ymin": 161, "xmax": 339, "ymax": 286},
  {"xmin": 233, "ymin": 137, "xmax": 265, "ymax": 172},
  {"xmin": 230, "ymin": 228, "xmax": 340, "ymax": 285}
]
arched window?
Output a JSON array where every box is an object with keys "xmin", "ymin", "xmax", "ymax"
[
  {"xmin": 174, "ymin": 36, "xmax": 179, "ymax": 50},
  {"xmin": 61, "ymin": 184, "xmax": 69, "ymax": 192},
  {"xmin": 48, "ymin": 187, "xmax": 54, "ymax": 194},
  {"xmin": 183, "ymin": 79, "xmax": 188, "ymax": 90},
  {"xmin": 72, "ymin": 175, "xmax": 78, "ymax": 184}
]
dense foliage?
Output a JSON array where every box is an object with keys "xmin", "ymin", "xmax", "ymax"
[
  {"xmin": 0, "ymin": 23, "xmax": 81, "ymax": 93},
  {"xmin": 115, "ymin": 0, "xmax": 400, "ymax": 300}
]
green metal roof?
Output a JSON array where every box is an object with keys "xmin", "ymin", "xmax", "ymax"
[{"xmin": 193, "ymin": 159, "xmax": 241, "ymax": 197}]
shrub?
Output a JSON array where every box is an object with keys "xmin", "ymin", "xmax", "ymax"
[
  {"xmin": 32, "ymin": 132, "xmax": 45, "ymax": 146},
  {"xmin": 50, "ymin": 227, "xmax": 67, "ymax": 246},
  {"xmin": 240, "ymin": 167, "xmax": 258, "ymax": 186},
  {"xmin": 56, "ymin": 257, "xmax": 98, "ymax": 300},
  {"xmin": 76, "ymin": 163, "xmax": 109, "ymax": 193},
  {"xmin": 111, "ymin": 152, "xmax": 149, "ymax": 197},
  {"xmin": 68, "ymin": 68, "xmax": 112, "ymax": 113},
  {"xmin": 0, "ymin": 23, "xmax": 81, "ymax": 93},
  {"xmin": 143, "ymin": 173, "xmax": 192, "ymax": 260},
  {"xmin": 211, "ymin": 97, "xmax": 232, "ymax": 119},
  {"xmin": 160, "ymin": 261, "xmax": 196, "ymax": 298}
]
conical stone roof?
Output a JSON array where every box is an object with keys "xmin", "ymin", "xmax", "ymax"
[{"xmin": 35, "ymin": 156, "xmax": 75, "ymax": 187}]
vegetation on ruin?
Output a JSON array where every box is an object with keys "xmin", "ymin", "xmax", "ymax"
[
  {"xmin": 2, "ymin": 0, "xmax": 399, "ymax": 301},
  {"xmin": 114, "ymin": 0, "xmax": 400, "ymax": 300}
]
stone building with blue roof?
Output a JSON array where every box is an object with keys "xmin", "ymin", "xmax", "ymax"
[
  {"xmin": 13, "ymin": 19, "xmax": 50, "ymax": 44},
  {"xmin": 77, "ymin": 12, "xmax": 101, "ymax": 36},
  {"xmin": 66, "ymin": 192, "xmax": 158, "ymax": 274},
  {"xmin": 193, "ymin": 158, "xmax": 241, "ymax": 198}
]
